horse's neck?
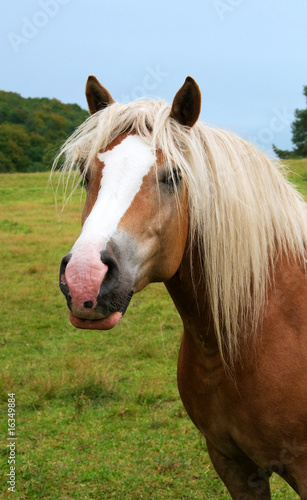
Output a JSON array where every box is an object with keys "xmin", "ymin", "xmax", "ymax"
[
  {"xmin": 165, "ymin": 244, "xmax": 219, "ymax": 355},
  {"xmin": 166, "ymin": 242, "xmax": 307, "ymax": 371}
]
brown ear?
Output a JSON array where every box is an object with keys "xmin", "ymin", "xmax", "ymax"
[
  {"xmin": 85, "ymin": 75, "xmax": 115, "ymax": 115},
  {"xmin": 170, "ymin": 76, "xmax": 201, "ymax": 127}
]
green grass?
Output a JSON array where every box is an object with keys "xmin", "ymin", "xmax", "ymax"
[
  {"xmin": 1, "ymin": 160, "xmax": 306, "ymax": 499},
  {"xmin": 287, "ymin": 158, "xmax": 307, "ymax": 198}
]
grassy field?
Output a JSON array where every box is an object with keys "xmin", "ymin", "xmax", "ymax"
[{"xmin": 0, "ymin": 159, "xmax": 306, "ymax": 499}]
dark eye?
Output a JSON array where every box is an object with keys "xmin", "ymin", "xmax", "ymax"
[
  {"xmin": 161, "ymin": 168, "xmax": 182, "ymax": 192},
  {"xmin": 81, "ymin": 172, "xmax": 89, "ymax": 189},
  {"xmin": 79, "ymin": 162, "xmax": 90, "ymax": 189}
]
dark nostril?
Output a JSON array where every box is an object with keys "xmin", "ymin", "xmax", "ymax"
[
  {"xmin": 99, "ymin": 252, "xmax": 120, "ymax": 295},
  {"xmin": 60, "ymin": 253, "xmax": 71, "ymax": 275},
  {"xmin": 84, "ymin": 300, "xmax": 94, "ymax": 309},
  {"xmin": 59, "ymin": 253, "xmax": 71, "ymax": 298}
]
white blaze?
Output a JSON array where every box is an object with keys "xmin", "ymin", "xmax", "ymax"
[{"xmin": 71, "ymin": 135, "xmax": 155, "ymax": 254}]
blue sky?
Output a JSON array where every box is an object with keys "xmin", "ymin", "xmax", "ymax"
[{"xmin": 1, "ymin": 0, "xmax": 307, "ymax": 152}]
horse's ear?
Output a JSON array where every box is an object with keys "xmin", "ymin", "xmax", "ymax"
[
  {"xmin": 170, "ymin": 76, "xmax": 201, "ymax": 128},
  {"xmin": 85, "ymin": 75, "xmax": 115, "ymax": 115}
]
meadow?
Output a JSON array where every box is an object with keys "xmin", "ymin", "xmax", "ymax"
[{"xmin": 0, "ymin": 159, "xmax": 306, "ymax": 499}]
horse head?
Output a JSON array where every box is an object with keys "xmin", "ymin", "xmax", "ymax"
[{"xmin": 59, "ymin": 75, "xmax": 201, "ymax": 330}]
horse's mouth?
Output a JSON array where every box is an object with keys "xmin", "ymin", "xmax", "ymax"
[
  {"xmin": 69, "ymin": 311, "xmax": 123, "ymax": 330},
  {"xmin": 69, "ymin": 291, "xmax": 134, "ymax": 330}
]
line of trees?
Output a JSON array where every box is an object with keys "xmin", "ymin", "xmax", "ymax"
[
  {"xmin": 0, "ymin": 90, "xmax": 88, "ymax": 172},
  {"xmin": 274, "ymin": 86, "xmax": 307, "ymax": 159},
  {"xmin": 1, "ymin": 85, "xmax": 306, "ymax": 172}
]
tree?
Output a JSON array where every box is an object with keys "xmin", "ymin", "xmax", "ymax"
[
  {"xmin": 274, "ymin": 86, "xmax": 307, "ymax": 159},
  {"xmin": 0, "ymin": 91, "xmax": 88, "ymax": 172},
  {"xmin": 291, "ymin": 86, "xmax": 307, "ymax": 157},
  {"xmin": 0, "ymin": 124, "xmax": 31, "ymax": 172}
]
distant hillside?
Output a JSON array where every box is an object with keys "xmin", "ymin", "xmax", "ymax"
[{"xmin": 0, "ymin": 91, "xmax": 88, "ymax": 172}]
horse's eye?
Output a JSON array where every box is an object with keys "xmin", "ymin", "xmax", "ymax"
[
  {"xmin": 79, "ymin": 163, "xmax": 90, "ymax": 189},
  {"xmin": 161, "ymin": 168, "xmax": 182, "ymax": 192},
  {"xmin": 82, "ymin": 173, "xmax": 89, "ymax": 189}
]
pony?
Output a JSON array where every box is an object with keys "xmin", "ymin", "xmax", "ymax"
[{"xmin": 55, "ymin": 75, "xmax": 307, "ymax": 499}]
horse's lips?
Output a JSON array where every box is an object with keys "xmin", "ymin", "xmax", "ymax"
[{"xmin": 69, "ymin": 311, "xmax": 122, "ymax": 330}]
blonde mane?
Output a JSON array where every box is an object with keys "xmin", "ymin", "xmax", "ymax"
[{"xmin": 54, "ymin": 99, "xmax": 307, "ymax": 363}]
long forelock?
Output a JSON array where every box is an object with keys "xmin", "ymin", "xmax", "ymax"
[{"xmin": 53, "ymin": 98, "xmax": 307, "ymax": 366}]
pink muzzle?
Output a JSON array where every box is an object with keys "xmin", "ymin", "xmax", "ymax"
[
  {"xmin": 59, "ymin": 234, "xmax": 136, "ymax": 330},
  {"xmin": 60, "ymin": 248, "xmax": 110, "ymax": 319}
]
